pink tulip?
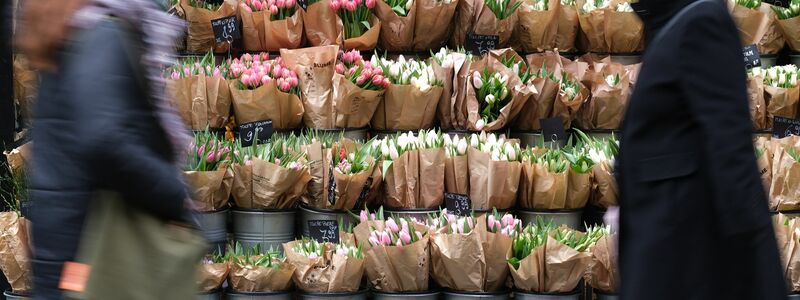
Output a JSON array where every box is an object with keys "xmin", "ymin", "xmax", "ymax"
[
  {"xmin": 386, "ymin": 218, "xmax": 399, "ymax": 233},
  {"xmin": 373, "ymin": 65, "xmax": 382, "ymax": 75},
  {"xmin": 466, "ymin": 217, "xmax": 474, "ymax": 230},
  {"xmin": 335, "ymin": 63, "xmax": 345, "ymax": 74},
  {"xmin": 488, "ymin": 215, "xmax": 496, "ymax": 231},
  {"xmin": 171, "ymin": 71, "xmax": 180, "ymax": 80},
  {"xmin": 276, "ymin": 0, "xmax": 286, "ymax": 8},
  {"xmin": 288, "ymin": 77, "xmax": 298, "ymax": 87},
  {"xmin": 330, "ymin": 0, "xmax": 341, "ymax": 10},
  {"xmin": 275, "ymin": 158, "xmax": 281, "ymax": 165},
  {"xmin": 355, "ymin": 0, "xmax": 363, "ymax": 5},
  {"xmin": 356, "ymin": 74, "xmax": 367, "ymax": 85},
  {"xmin": 241, "ymin": 74, "xmax": 251, "ymax": 85},
  {"xmin": 400, "ymin": 218, "xmax": 409, "ymax": 233},
  {"xmin": 245, "ymin": 160, "xmax": 253, "ymax": 166},
  {"xmin": 360, "ymin": 210, "xmax": 369, "ymax": 223},
  {"xmin": 344, "ymin": 0, "xmax": 357, "ymax": 12},
  {"xmin": 500, "ymin": 228, "xmax": 509, "ymax": 236},
  {"xmin": 253, "ymin": 0, "xmax": 263, "ymax": 10},
  {"xmin": 370, "ymin": 213, "xmax": 376, "ymax": 220},
  {"xmin": 270, "ymin": 4, "xmax": 279, "ymax": 14},
  {"xmin": 502, "ymin": 214, "xmax": 514, "ymax": 227},
  {"xmin": 380, "ymin": 231, "xmax": 391, "ymax": 245},
  {"xmin": 399, "ymin": 230, "xmax": 411, "ymax": 245},
  {"xmin": 213, "ymin": 67, "xmax": 221, "ymax": 77},
  {"xmin": 272, "ymin": 65, "xmax": 283, "ymax": 78},
  {"xmin": 261, "ymin": 75, "xmax": 271, "ymax": 86},
  {"xmin": 348, "ymin": 66, "xmax": 358, "ymax": 76},
  {"xmin": 282, "ymin": 68, "xmax": 292, "ymax": 79},
  {"xmin": 280, "ymin": 80, "xmax": 292, "ymax": 91},
  {"xmin": 366, "ymin": 0, "xmax": 375, "ymax": 8},
  {"xmin": 372, "ymin": 75, "xmax": 384, "ymax": 86},
  {"xmin": 206, "ymin": 152, "xmax": 216, "ymax": 163},
  {"xmin": 382, "ymin": 78, "xmax": 390, "ymax": 88},
  {"xmin": 362, "ymin": 68, "xmax": 373, "ymax": 80},
  {"xmin": 308, "ymin": 252, "xmax": 318, "ymax": 259},
  {"xmin": 286, "ymin": 0, "xmax": 296, "ymax": 7},
  {"xmin": 242, "ymin": 53, "xmax": 253, "ymax": 61},
  {"xmin": 369, "ymin": 236, "xmax": 380, "ymax": 246}
]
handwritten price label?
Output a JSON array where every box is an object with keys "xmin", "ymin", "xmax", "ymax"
[
  {"xmin": 773, "ymin": 116, "xmax": 800, "ymax": 138},
  {"xmin": 308, "ymin": 220, "xmax": 339, "ymax": 244},
  {"xmin": 444, "ymin": 192, "xmax": 471, "ymax": 216},
  {"xmin": 465, "ymin": 33, "xmax": 499, "ymax": 56},
  {"xmin": 211, "ymin": 16, "xmax": 240, "ymax": 44},
  {"xmin": 743, "ymin": 44, "xmax": 761, "ymax": 70},
  {"xmin": 239, "ymin": 119, "xmax": 273, "ymax": 147}
]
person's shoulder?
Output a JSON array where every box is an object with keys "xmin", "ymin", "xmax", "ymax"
[
  {"xmin": 679, "ymin": 0, "xmax": 731, "ymax": 26},
  {"xmin": 69, "ymin": 18, "xmax": 129, "ymax": 53}
]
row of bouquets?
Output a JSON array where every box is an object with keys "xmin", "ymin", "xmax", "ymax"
[
  {"xmin": 197, "ymin": 209, "xmax": 620, "ymax": 294},
  {"xmin": 166, "ymin": 47, "xmax": 639, "ymax": 134},
  {"xmin": 0, "ymin": 211, "xmax": 33, "ymax": 295},
  {"xmin": 756, "ymin": 135, "xmax": 800, "ymax": 212},
  {"xmin": 748, "ymin": 65, "xmax": 800, "ymax": 130},
  {"xmin": 728, "ymin": 0, "xmax": 795, "ymax": 56},
  {"xmin": 169, "ymin": 0, "xmax": 646, "ymax": 53}
]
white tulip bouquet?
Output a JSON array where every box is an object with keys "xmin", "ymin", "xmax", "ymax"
[
  {"xmin": 379, "ymin": 130, "xmax": 446, "ymax": 208},
  {"xmin": 751, "ymin": 65, "xmax": 800, "ymax": 128},
  {"xmin": 371, "ymin": 55, "xmax": 445, "ymax": 130},
  {"xmin": 468, "ymin": 132, "xmax": 522, "ymax": 210}
]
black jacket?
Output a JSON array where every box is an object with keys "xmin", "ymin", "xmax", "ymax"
[
  {"xmin": 29, "ymin": 20, "xmax": 187, "ymax": 299},
  {"xmin": 618, "ymin": 0, "xmax": 786, "ymax": 299}
]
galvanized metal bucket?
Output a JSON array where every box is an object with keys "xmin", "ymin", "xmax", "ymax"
[
  {"xmin": 594, "ymin": 291, "xmax": 619, "ymax": 300},
  {"xmin": 473, "ymin": 208, "xmax": 512, "ymax": 218},
  {"xmin": 3, "ymin": 291, "xmax": 30, "ymax": 300},
  {"xmin": 297, "ymin": 288, "xmax": 369, "ymax": 300},
  {"xmin": 195, "ymin": 209, "xmax": 229, "ymax": 244},
  {"xmin": 226, "ymin": 290, "xmax": 294, "ymax": 300},
  {"xmin": 385, "ymin": 208, "xmax": 440, "ymax": 223},
  {"xmin": 298, "ymin": 205, "xmax": 356, "ymax": 238},
  {"xmin": 314, "ymin": 128, "xmax": 369, "ymax": 142},
  {"xmin": 371, "ymin": 290, "xmax": 440, "ymax": 300},
  {"xmin": 609, "ymin": 54, "xmax": 642, "ymax": 66},
  {"xmin": 760, "ymin": 54, "xmax": 778, "ymax": 68},
  {"xmin": 231, "ymin": 208, "xmax": 295, "ymax": 252},
  {"xmin": 442, "ymin": 290, "xmax": 510, "ymax": 300},
  {"xmin": 510, "ymin": 132, "xmax": 566, "ymax": 149},
  {"xmin": 514, "ymin": 290, "xmax": 580, "ymax": 300},
  {"xmin": 788, "ymin": 293, "xmax": 800, "ymax": 299},
  {"xmin": 198, "ymin": 289, "xmax": 222, "ymax": 300},
  {"xmin": 518, "ymin": 209, "xmax": 583, "ymax": 230},
  {"xmin": 790, "ymin": 54, "xmax": 800, "ymax": 68}
]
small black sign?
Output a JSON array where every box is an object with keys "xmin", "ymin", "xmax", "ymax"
[
  {"xmin": 298, "ymin": 0, "xmax": 308, "ymax": 10},
  {"xmin": 211, "ymin": 15, "xmax": 240, "ymax": 44},
  {"xmin": 308, "ymin": 220, "xmax": 339, "ymax": 244},
  {"xmin": 540, "ymin": 117, "xmax": 568, "ymax": 142},
  {"xmin": 773, "ymin": 116, "xmax": 800, "ymax": 138},
  {"xmin": 444, "ymin": 192, "xmax": 471, "ymax": 216},
  {"xmin": 763, "ymin": 0, "xmax": 790, "ymax": 8},
  {"xmin": 354, "ymin": 177, "xmax": 373, "ymax": 210},
  {"xmin": 239, "ymin": 119, "xmax": 273, "ymax": 147},
  {"xmin": 327, "ymin": 160, "xmax": 337, "ymax": 205},
  {"xmin": 465, "ymin": 33, "xmax": 499, "ymax": 56},
  {"xmin": 743, "ymin": 44, "xmax": 761, "ymax": 70}
]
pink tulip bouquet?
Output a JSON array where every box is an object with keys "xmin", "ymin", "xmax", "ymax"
[
  {"xmin": 330, "ymin": 0, "xmax": 378, "ymax": 40},
  {"xmin": 240, "ymin": 0, "xmax": 304, "ymax": 51},
  {"xmin": 228, "ymin": 53, "xmax": 305, "ymax": 129},
  {"xmin": 230, "ymin": 54, "xmax": 300, "ymax": 94},
  {"xmin": 184, "ymin": 129, "xmax": 234, "ymax": 211},
  {"xmin": 241, "ymin": 0, "xmax": 298, "ymax": 20},
  {"xmin": 336, "ymin": 50, "xmax": 389, "ymax": 90},
  {"xmin": 330, "ymin": 50, "xmax": 388, "ymax": 128},
  {"xmin": 166, "ymin": 51, "xmax": 232, "ymax": 130}
]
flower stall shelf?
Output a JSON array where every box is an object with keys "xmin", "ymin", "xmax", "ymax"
[
  {"xmin": 166, "ymin": 51, "xmax": 232, "ymax": 131},
  {"xmin": 226, "ymin": 245, "xmax": 296, "ymax": 300},
  {"xmin": 231, "ymin": 137, "xmax": 311, "ymax": 251},
  {"xmin": 197, "ymin": 252, "xmax": 229, "ymax": 300},
  {"xmin": 578, "ymin": 0, "xmax": 644, "ymax": 64},
  {"xmin": 372, "ymin": 290, "xmax": 441, "ymax": 300},
  {"xmin": 180, "ymin": 0, "xmax": 238, "ymax": 54},
  {"xmin": 284, "ymin": 239, "xmax": 368, "ymax": 300}
]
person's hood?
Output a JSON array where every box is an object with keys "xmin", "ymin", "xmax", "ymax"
[{"xmin": 632, "ymin": 0, "xmax": 698, "ymax": 43}]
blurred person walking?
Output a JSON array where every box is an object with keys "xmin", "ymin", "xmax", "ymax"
[
  {"xmin": 16, "ymin": 0, "xmax": 204, "ymax": 299},
  {"xmin": 618, "ymin": 0, "xmax": 786, "ymax": 299}
]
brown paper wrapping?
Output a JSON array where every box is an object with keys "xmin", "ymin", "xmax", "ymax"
[
  {"xmin": 4, "ymin": 142, "xmax": 32, "ymax": 176},
  {"xmin": 445, "ymin": 155, "xmax": 470, "ymax": 195},
  {"xmin": 766, "ymin": 85, "xmax": 800, "ymax": 129},
  {"xmin": 331, "ymin": 158, "xmax": 381, "ymax": 210},
  {"xmin": 412, "ymin": 0, "xmax": 458, "ymax": 51},
  {"xmin": 590, "ymin": 162, "xmax": 617, "ymax": 209},
  {"xmin": 281, "ymin": 46, "xmax": 339, "ymax": 128},
  {"xmin": 555, "ymin": 4, "xmax": 579, "ymax": 52},
  {"xmin": 578, "ymin": 9, "xmax": 643, "ymax": 53},
  {"xmin": 283, "ymin": 241, "xmax": 366, "ymax": 293},
  {"xmin": 474, "ymin": 2, "xmax": 519, "ymax": 47},
  {"xmin": 757, "ymin": 143, "xmax": 772, "ymax": 202},
  {"xmin": 512, "ymin": 77, "xmax": 559, "ymax": 131},
  {"xmin": 587, "ymin": 234, "xmax": 618, "ymax": 294},
  {"xmin": 577, "ymin": 63, "xmax": 630, "ymax": 130},
  {"xmin": 13, "ymin": 55, "xmax": 37, "ymax": 123},
  {"xmin": 566, "ymin": 169, "xmax": 591, "ymax": 210},
  {"xmin": 552, "ymin": 80, "xmax": 589, "ymax": 129},
  {"xmin": 450, "ymin": 0, "xmax": 478, "ymax": 47},
  {"xmin": 748, "ymin": 75, "xmax": 768, "ymax": 130},
  {"xmin": 465, "ymin": 56, "xmax": 533, "ymax": 131},
  {"xmin": 241, "ymin": 10, "xmax": 269, "ymax": 51},
  {"xmin": 304, "ymin": 0, "xmax": 344, "ymax": 46},
  {"xmin": 0, "ymin": 213, "xmax": 31, "ymax": 294},
  {"xmin": 434, "ymin": 54, "xmax": 469, "ymax": 129},
  {"xmin": 452, "ymin": 55, "xmax": 475, "ymax": 129},
  {"xmin": 365, "ymin": 235, "xmax": 431, "ymax": 292},
  {"xmin": 777, "ymin": 16, "xmax": 800, "ymax": 52},
  {"xmin": 770, "ymin": 145, "xmax": 800, "ymax": 211},
  {"xmin": 518, "ymin": 163, "xmax": 567, "ymax": 210},
  {"xmin": 168, "ymin": 75, "xmax": 232, "ymax": 130},
  {"xmin": 184, "ymin": 167, "xmax": 234, "ymax": 212},
  {"xmin": 372, "ymin": 84, "xmax": 443, "ymax": 130},
  {"xmin": 375, "ymin": 0, "xmax": 416, "ymax": 51},
  {"xmin": 384, "ymin": 149, "xmax": 446, "ymax": 209},
  {"xmin": 232, "ymin": 158, "xmax": 312, "ymax": 210},
  {"xmin": 181, "ymin": 0, "xmax": 237, "ymax": 53},
  {"xmin": 509, "ymin": 236, "xmax": 591, "ymax": 293},
  {"xmin": 341, "ymin": 16, "xmax": 383, "ymax": 51},
  {"xmin": 332, "ymin": 73, "xmax": 386, "ymax": 128},
  {"xmin": 197, "ymin": 262, "xmax": 229, "ymax": 292},
  {"xmin": 230, "ymin": 81, "xmax": 304, "ymax": 129},
  {"xmin": 776, "ymin": 216, "xmax": 800, "ymax": 292},
  {"xmin": 265, "ymin": 11, "xmax": 304, "ymax": 51},
  {"xmin": 517, "ymin": 0, "xmax": 559, "ymax": 53},
  {"xmin": 301, "ymin": 140, "xmax": 359, "ymax": 209},
  {"xmin": 228, "ymin": 258, "xmax": 296, "ymax": 292},
  {"xmin": 729, "ymin": 3, "xmax": 785, "ymax": 54},
  {"xmin": 468, "ymin": 147, "xmax": 521, "ymax": 210}
]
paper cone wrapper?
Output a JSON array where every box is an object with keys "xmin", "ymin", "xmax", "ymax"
[
  {"xmin": 578, "ymin": 9, "xmax": 606, "ymax": 52},
  {"xmin": 376, "ymin": 0, "xmax": 416, "ymax": 51},
  {"xmin": 4, "ymin": 142, "xmax": 31, "ymax": 177},
  {"xmin": 468, "ymin": 147, "xmax": 521, "ymax": 210},
  {"xmin": 755, "ymin": 137, "xmax": 772, "ymax": 203},
  {"xmin": 430, "ymin": 230, "xmax": 485, "ymax": 291},
  {"xmin": 580, "ymin": 65, "xmax": 630, "ymax": 129},
  {"xmin": 342, "ymin": 16, "xmax": 382, "ymax": 50},
  {"xmin": 729, "ymin": 3, "xmax": 785, "ymax": 54},
  {"xmin": 519, "ymin": 163, "xmax": 567, "ymax": 209},
  {"xmin": 543, "ymin": 236, "xmax": 590, "ymax": 292},
  {"xmin": 481, "ymin": 228, "xmax": 512, "ymax": 291},
  {"xmin": 332, "ymin": 160, "xmax": 379, "ymax": 210},
  {"xmin": 12, "ymin": 56, "xmax": 37, "ymax": 122},
  {"xmin": 517, "ymin": 0, "xmax": 559, "ymax": 53},
  {"xmin": 445, "ymin": 155, "xmax": 470, "ymax": 195},
  {"xmin": 472, "ymin": 3, "xmax": 519, "ymax": 47},
  {"xmin": 372, "ymin": 84, "xmax": 443, "ymax": 130},
  {"xmin": 508, "ymin": 245, "xmax": 544, "ymax": 292},
  {"xmin": 433, "ymin": 60, "xmax": 457, "ymax": 129},
  {"xmin": 452, "ymin": 56, "xmax": 476, "ymax": 129},
  {"xmin": 778, "ymin": 16, "xmax": 800, "ymax": 52},
  {"xmin": 169, "ymin": 76, "xmax": 208, "ymax": 130},
  {"xmin": 230, "ymin": 81, "xmax": 304, "ymax": 129},
  {"xmin": 513, "ymin": 77, "xmax": 559, "ymax": 130},
  {"xmin": 566, "ymin": 169, "xmax": 591, "ymax": 210},
  {"xmin": 748, "ymin": 75, "xmax": 768, "ymax": 130},
  {"xmin": 365, "ymin": 236, "xmax": 431, "ymax": 292},
  {"xmin": 766, "ymin": 85, "xmax": 800, "ymax": 129},
  {"xmin": 264, "ymin": 11, "xmax": 304, "ymax": 51},
  {"xmin": 757, "ymin": 4, "xmax": 785, "ymax": 54},
  {"xmin": 771, "ymin": 149, "xmax": 800, "ymax": 211},
  {"xmin": 181, "ymin": 0, "xmax": 237, "ymax": 53},
  {"xmin": 332, "ymin": 74, "xmax": 385, "ymax": 128},
  {"xmin": 589, "ymin": 162, "xmax": 617, "ymax": 209},
  {"xmin": 354, "ymin": 220, "xmax": 384, "ymax": 250},
  {"xmin": 281, "ymin": 46, "xmax": 339, "ymax": 128},
  {"xmin": 184, "ymin": 167, "xmax": 234, "ymax": 212},
  {"xmin": 412, "ymin": 0, "xmax": 458, "ymax": 51},
  {"xmin": 340, "ymin": 231, "xmax": 357, "ymax": 246},
  {"xmin": 303, "ymin": 0, "xmax": 344, "ymax": 46},
  {"xmin": 778, "ymin": 218, "xmax": 800, "ymax": 291},
  {"xmin": 555, "ymin": 4, "xmax": 579, "ymax": 52},
  {"xmin": 587, "ymin": 234, "xmax": 618, "ymax": 293},
  {"xmin": 198, "ymin": 262, "xmax": 229, "ymax": 292},
  {"xmin": 465, "ymin": 57, "xmax": 533, "ymax": 131},
  {"xmin": 241, "ymin": 10, "xmax": 269, "ymax": 51},
  {"xmin": 450, "ymin": 0, "xmax": 479, "ymax": 47},
  {"xmin": 0, "ymin": 213, "xmax": 31, "ymax": 294},
  {"xmin": 552, "ymin": 82, "xmax": 588, "ymax": 129},
  {"xmin": 232, "ymin": 158, "xmax": 312, "ymax": 210},
  {"xmin": 229, "ymin": 259, "xmax": 296, "ymax": 292},
  {"xmin": 284, "ymin": 241, "xmax": 366, "ymax": 293},
  {"xmin": 419, "ymin": 148, "xmax": 446, "ymax": 208},
  {"xmin": 604, "ymin": 10, "xmax": 644, "ymax": 53},
  {"xmin": 384, "ymin": 152, "xmax": 419, "ymax": 209},
  {"xmin": 301, "ymin": 140, "xmax": 359, "ymax": 209}
]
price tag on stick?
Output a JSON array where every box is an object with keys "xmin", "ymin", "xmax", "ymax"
[
  {"xmin": 211, "ymin": 16, "xmax": 240, "ymax": 44},
  {"xmin": 239, "ymin": 119, "xmax": 273, "ymax": 147},
  {"xmin": 773, "ymin": 116, "xmax": 800, "ymax": 138},
  {"xmin": 465, "ymin": 33, "xmax": 499, "ymax": 56},
  {"xmin": 743, "ymin": 44, "xmax": 761, "ymax": 70},
  {"xmin": 308, "ymin": 220, "xmax": 340, "ymax": 244},
  {"xmin": 444, "ymin": 192, "xmax": 472, "ymax": 216},
  {"xmin": 540, "ymin": 117, "xmax": 568, "ymax": 142}
]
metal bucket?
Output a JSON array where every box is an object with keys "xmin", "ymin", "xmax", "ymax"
[
  {"xmin": 788, "ymin": 293, "xmax": 800, "ymax": 299},
  {"xmin": 609, "ymin": 54, "xmax": 641, "ymax": 65},
  {"xmin": 372, "ymin": 290, "xmax": 440, "ymax": 300},
  {"xmin": 3, "ymin": 291, "xmax": 30, "ymax": 300},
  {"xmin": 511, "ymin": 132, "xmax": 566, "ymax": 149},
  {"xmin": 195, "ymin": 209, "xmax": 228, "ymax": 244},
  {"xmin": 514, "ymin": 290, "xmax": 580, "ymax": 300},
  {"xmin": 517, "ymin": 209, "xmax": 583, "ymax": 229},
  {"xmin": 314, "ymin": 128, "xmax": 369, "ymax": 142},
  {"xmin": 298, "ymin": 205, "xmax": 356, "ymax": 238},
  {"xmin": 231, "ymin": 209, "xmax": 295, "ymax": 252},
  {"xmin": 297, "ymin": 288, "xmax": 369, "ymax": 300},
  {"xmin": 226, "ymin": 291, "xmax": 294, "ymax": 300},
  {"xmin": 594, "ymin": 291, "xmax": 618, "ymax": 300},
  {"xmin": 473, "ymin": 208, "xmax": 512, "ymax": 218},
  {"xmin": 385, "ymin": 208, "xmax": 440, "ymax": 223},
  {"xmin": 442, "ymin": 290, "xmax": 510, "ymax": 300},
  {"xmin": 774, "ymin": 210, "xmax": 800, "ymax": 219},
  {"xmin": 761, "ymin": 54, "xmax": 778, "ymax": 68},
  {"xmin": 198, "ymin": 289, "xmax": 222, "ymax": 300}
]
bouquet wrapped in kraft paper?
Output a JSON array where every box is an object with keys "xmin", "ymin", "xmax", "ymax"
[
  {"xmin": 180, "ymin": 0, "xmax": 238, "ymax": 53},
  {"xmin": 576, "ymin": 130, "xmax": 619, "ymax": 209},
  {"xmin": 768, "ymin": 136, "xmax": 800, "ymax": 211},
  {"xmin": 13, "ymin": 55, "xmax": 37, "ymax": 124},
  {"xmin": 431, "ymin": 49, "xmax": 472, "ymax": 130},
  {"xmin": 755, "ymin": 65, "xmax": 800, "ymax": 129},
  {"xmin": 332, "ymin": 50, "xmax": 387, "ymax": 128},
  {"xmin": 516, "ymin": 0, "xmax": 559, "ymax": 53},
  {"xmin": 586, "ymin": 233, "xmax": 618, "ymax": 294},
  {"xmin": 412, "ymin": 0, "xmax": 459, "ymax": 51},
  {"xmin": 747, "ymin": 72, "xmax": 768, "ymax": 130},
  {"xmin": 372, "ymin": 55, "xmax": 444, "ymax": 131},
  {"xmin": 304, "ymin": 0, "xmax": 344, "ymax": 46},
  {"xmin": 775, "ymin": 7, "xmax": 800, "ymax": 52},
  {"xmin": 775, "ymin": 214, "xmax": 800, "ymax": 293},
  {"xmin": 301, "ymin": 137, "xmax": 360, "ymax": 209},
  {"xmin": 240, "ymin": 0, "xmax": 304, "ymax": 51},
  {"xmin": 576, "ymin": 61, "xmax": 633, "ymax": 130},
  {"xmin": 518, "ymin": 147, "xmax": 591, "ymax": 210},
  {"xmin": 184, "ymin": 130, "xmax": 234, "ymax": 212},
  {"xmin": 555, "ymin": 1, "xmax": 579, "ymax": 52},
  {"xmin": 0, "ymin": 212, "xmax": 32, "ymax": 294},
  {"xmin": 228, "ymin": 252, "xmax": 296, "ymax": 293},
  {"xmin": 450, "ymin": 0, "xmax": 521, "ymax": 48},
  {"xmin": 3, "ymin": 142, "xmax": 32, "ymax": 177},
  {"xmin": 468, "ymin": 135, "xmax": 522, "ymax": 210},
  {"xmin": 231, "ymin": 140, "xmax": 312, "ymax": 210},
  {"xmin": 514, "ymin": 52, "xmax": 589, "ymax": 130},
  {"xmin": 198, "ymin": 255, "xmax": 229, "ymax": 292},
  {"xmin": 228, "ymin": 55, "xmax": 304, "ymax": 129},
  {"xmin": 755, "ymin": 137, "xmax": 773, "ymax": 195},
  {"xmin": 281, "ymin": 46, "xmax": 339, "ymax": 129},
  {"xmin": 166, "ymin": 52, "xmax": 232, "ymax": 130},
  {"xmin": 430, "ymin": 213, "xmax": 515, "ymax": 292},
  {"xmin": 463, "ymin": 54, "xmax": 533, "ymax": 132},
  {"xmin": 375, "ymin": 0, "xmax": 416, "ymax": 51},
  {"xmin": 577, "ymin": 0, "xmax": 644, "ymax": 54},
  {"xmin": 328, "ymin": 143, "xmax": 383, "ymax": 210},
  {"xmin": 330, "ymin": 0, "xmax": 383, "ymax": 51},
  {"xmin": 728, "ymin": 1, "xmax": 785, "ymax": 55},
  {"xmin": 283, "ymin": 239, "xmax": 365, "ymax": 293},
  {"xmin": 378, "ymin": 130, "xmax": 446, "ymax": 209},
  {"xmin": 444, "ymin": 133, "xmax": 471, "ymax": 195}
]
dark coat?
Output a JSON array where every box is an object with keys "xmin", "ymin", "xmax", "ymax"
[
  {"xmin": 618, "ymin": 0, "xmax": 786, "ymax": 299},
  {"xmin": 29, "ymin": 20, "xmax": 188, "ymax": 299}
]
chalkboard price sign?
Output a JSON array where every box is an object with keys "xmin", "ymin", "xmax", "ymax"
[
  {"xmin": 211, "ymin": 16, "xmax": 240, "ymax": 44},
  {"xmin": 540, "ymin": 117, "xmax": 568, "ymax": 142},
  {"xmin": 444, "ymin": 192, "xmax": 471, "ymax": 216},
  {"xmin": 239, "ymin": 119, "xmax": 273, "ymax": 147},
  {"xmin": 308, "ymin": 220, "xmax": 340, "ymax": 244},
  {"xmin": 465, "ymin": 33, "xmax": 499, "ymax": 56},
  {"xmin": 774, "ymin": 116, "xmax": 800, "ymax": 138},
  {"xmin": 743, "ymin": 44, "xmax": 761, "ymax": 70}
]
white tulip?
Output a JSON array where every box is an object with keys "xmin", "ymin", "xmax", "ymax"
[
  {"xmin": 501, "ymin": 87, "xmax": 508, "ymax": 100},
  {"xmin": 473, "ymin": 71, "xmax": 483, "ymax": 88},
  {"xmin": 426, "ymin": 133, "xmax": 437, "ymax": 148},
  {"xmin": 792, "ymin": 73, "xmax": 798, "ymax": 87},
  {"xmin": 487, "ymin": 133, "xmax": 497, "ymax": 146},
  {"xmin": 512, "ymin": 63, "xmax": 520, "ymax": 75},
  {"xmin": 398, "ymin": 55, "xmax": 406, "ymax": 64},
  {"xmin": 443, "ymin": 133, "xmax": 452, "ymax": 145},
  {"xmin": 419, "ymin": 83, "xmax": 431, "ymax": 92},
  {"xmin": 390, "ymin": 64, "xmax": 401, "ymax": 77},
  {"xmin": 780, "ymin": 74, "xmax": 787, "ymax": 85},
  {"xmin": 605, "ymin": 74, "xmax": 618, "ymax": 87},
  {"xmin": 457, "ymin": 138, "xmax": 468, "ymax": 155},
  {"xmin": 479, "ymin": 131, "xmax": 487, "ymax": 142},
  {"xmin": 381, "ymin": 142, "xmax": 391, "ymax": 159},
  {"xmin": 390, "ymin": 145, "xmax": 400, "ymax": 160},
  {"xmin": 491, "ymin": 148, "xmax": 501, "ymax": 161},
  {"xmin": 470, "ymin": 134, "xmax": 480, "ymax": 147},
  {"xmin": 475, "ymin": 118, "xmax": 485, "ymax": 130},
  {"xmin": 485, "ymin": 94, "xmax": 496, "ymax": 104},
  {"xmin": 505, "ymin": 143, "xmax": 517, "ymax": 161}
]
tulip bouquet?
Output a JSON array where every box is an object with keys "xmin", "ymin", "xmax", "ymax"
[
  {"xmin": 462, "ymin": 54, "xmax": 533, "ymax": 132},
  {"xmin": 240, "ymin": 0, "xmax": 303, "ymax": 51},
  {"xmin": 576, "ymin": 130, "xmax": 619, "ymax": 209},
  {"xmin": 184, "ymin": 129, "xmax": 234, "ymax": 212},
  {"xmin": 450, "ymin": 0, "xmax": 520, "ymax": 49},
  {"xmin": 487, "ymin": 0, "xmax": 523, "ymax": 20},
  {"xmin": 336, "ymin": 50, "xmax": 390, "ymax": 90},
  {"xmin": 327, "ymin": 142, "xmax": 382, "ymax": 210},
  {"xmin": 748, "ymin": 68, "xmax": 768, "ymax": 129},
  {"xmin": 0, "ymin": 209, "xmax": 31, "ymax": 295},
  {"xmin": 576, "ymin": 62, "xmax": 633, "ymax": 130},
  {"xmin": 228, "ymin": 54, "xmax": 304, "ymax": 129},
  {"xmin": 767, "ymin": 136, "xmax": 800, "ymax": 211},
  {"xmin": 467, "ymin": 132, "xmax": 522, "ymax": 210},
  {"xmin": 578, "ymin": 0, "xmax": 643, "ymax": 53},
  {"xmin": 410, "ymin": 0, "xmax": 457, "ymax": 51},
  {"xmin": 188, "ymin": 0, "xmax": 223, "ymax": 10},
  {"xmin": 373, "ymin": 0, "xmax": 415, "ymax": 51},
  {"xmin": 228, "ymin": 245, "xmax": 296, "ymax": 293},
  {"xmin": 431, "ymin": 48, "xmax": 471, "ymax": 129},
  {"xmin": 179, "ymin": 0, "xmax": 236, "ymax": 53},
  {"xmin": 330, "ymin": 50, "xmax": 387, "ymax": 128},
  {"xmin": 752, "ymin": 65, "xmax": 800, "ymax": 128},
  {"xmin": 587, "ymin": 233, "xmax": 619, "ymax": 294},
  {"xmin": 774, "ymin": 0, "xmax": 800, "ymax": 53},
  {"xmin": 166, "ymin": 51, "xmax": 232, "ymax": 130},
  {"xmin": 443, "ymin": 134, "xmax": 471, "ymax": 195},
  {"xmin": 371, "ymin": 55, "xmax": 444, "ymax": 130},
  {"xmin": 283, "ymin": 239, "xmax": 366, "ymax": 293},
  {"xmin": 554, "ymin": 0, "xmax": 579, "ymax": 52},
  {"xmin": 729, "ymin": 0, "xmax": 785, "ymax": 55},
  {"xmin": 519, "ymin": 148, "xmax": 570, "ymax": 210},
  {"xmin": 198, "ymin": 252, "xmax": 229, "ymax": 293},
  {"xmin": 774, "ymin": 215, "xmax": 800, "ymax": 292},
  {"xmin": 298, "ymin": 133, "xmax": 360, "ymax": 209},
  {"xmin": 378, "ymin": 130, "xmax": 446, "ymax": 208},
  {"xmin": 331, "ymin": 0, "xmax": 381, "ymax": 50},
  {"xmin": 487, "ymin": 209, "xmax": 524, "ymax": 237},
  {"xmin": 517, "ymin": 0, "xmax": 560, "ymax": 53}
]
